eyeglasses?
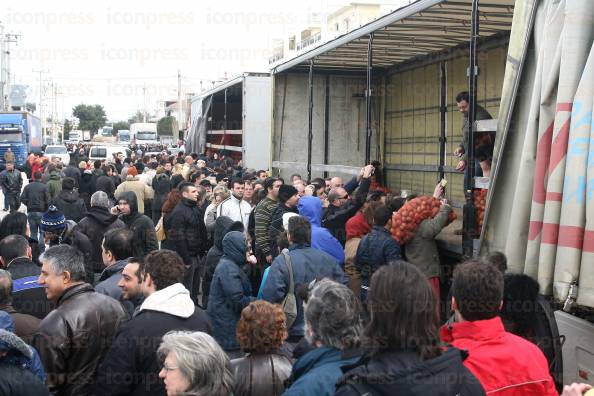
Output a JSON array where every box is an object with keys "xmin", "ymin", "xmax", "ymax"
[
  {"xmin": 162, "ymin": 364, "xmax": 179, "ymax": 372},
  {"xmin": 339, "ymin": 194, "xmax": 349, "ymax": 200}
]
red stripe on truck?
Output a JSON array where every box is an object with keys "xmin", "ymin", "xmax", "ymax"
[{"xmin": 528, "ymin": 222, "xmax": 594, "ymax": 252}]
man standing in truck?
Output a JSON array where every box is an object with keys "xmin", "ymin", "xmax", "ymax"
[{"xmin": 454, "ymin": 91, "xmax": 493, "ymax": 176}]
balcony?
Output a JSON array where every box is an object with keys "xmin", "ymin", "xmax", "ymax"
[{"xmin": 296, "ymin": 32, "xmax": 321, "ymax": 51}]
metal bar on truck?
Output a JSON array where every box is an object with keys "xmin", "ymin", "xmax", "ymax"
[
  {"xmin": 439, "ymin": 61, "xmax": 447, "ymax": 181},
  {"xmin": 324, "ymin": 75, "xmax": 330, "ymax": 179},
  {"xmin": 462, "ymin": 0, "xmax": 479, "ymax": 259},
  {"xmin": 365, "ymin": 32, "xmax": 374, "ymax": 165},
  {"xmin": 307, "ymin": 59, "xmax": 314, "ymax": 183}
]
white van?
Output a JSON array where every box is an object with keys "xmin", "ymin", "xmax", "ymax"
[{"xmin": 89, "ymin": 146, "xmax": 128, "ymax": 163}]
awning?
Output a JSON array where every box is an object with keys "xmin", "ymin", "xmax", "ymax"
[{"xmin": 272, "ymin": 0, "xmax": 514, "ymax": 74}]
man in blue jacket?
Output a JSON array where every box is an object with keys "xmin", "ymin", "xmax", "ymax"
[
  {"xmin": 298, "ymin": 196, "xmax": 345, "ymax": 266},
  {"xmin": 355, "ymin": 205, "xmax": 401, "ymax": 300},
  {"xmin": 262, "ymin": 215, "xmax": 346, "ymax": 344}
]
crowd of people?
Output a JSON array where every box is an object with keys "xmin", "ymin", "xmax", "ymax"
[{"xmin": 0, "ymin": 144, "xmax": 589, "ymax": 396}]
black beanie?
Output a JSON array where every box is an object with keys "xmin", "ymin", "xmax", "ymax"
[
  {"xmin": 278, "ymin": 184, "xmax": 298, "ymax": 203},
  {"xmin": 62, "ymin": 177, "xmax": 75, "ymax": 191}
]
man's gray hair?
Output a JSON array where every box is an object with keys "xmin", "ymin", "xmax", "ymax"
[
  {"xmin": 158, "ymin": 331, "xmax": 233, "ymax": 396},
  {"xmin": 90, "ymin": 191, "xmax": 110, "ymax": 209},
  {"xmin": 40, "ymin": 245, "xmax": 86, "ymax": 282},
  {"xmin": 304, "ymin": 278, "xmax": 362, "ymax": 350},
  {"xmin": 0, "ymin": 269, "xmax": 13, "ymax": 305}
]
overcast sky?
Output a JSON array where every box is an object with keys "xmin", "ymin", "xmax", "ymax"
[{"xmin": 2, "ymin": 0, "xmax": 409, "ymax": 121}]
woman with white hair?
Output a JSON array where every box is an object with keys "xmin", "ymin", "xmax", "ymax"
[{"xmin": 158, "ymin": 331, "xmax": 233, "ymax": 396}]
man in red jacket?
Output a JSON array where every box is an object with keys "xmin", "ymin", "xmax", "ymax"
[{"xmin": 441, "ymin": 260, "xmax": 558, "ymax": 395}]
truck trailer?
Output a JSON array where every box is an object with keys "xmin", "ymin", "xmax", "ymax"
[
  {"xmin": 187, "ymin": 72, "xmax": 272, "ymax": 170},
  {"xmin": 270, "ymin": 0, "xmax": 593, "ymax": 387}
]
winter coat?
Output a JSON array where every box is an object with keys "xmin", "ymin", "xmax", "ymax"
[
  {"xmin": 21, "ymin": 181, "xmax": 50, "ymax": 213},
  {"xmin": 207, "ymin": 231, "xmax": 255, "ymax": 350},
  {"xmin": 164, "ymin": 197, "xmax": 208, "ymax": 264},
  {"xmin": 254, "ymin": 196, "xmax": 278, "ymax": 256},
  {"xmin": 63, "ymin": 165, "xmax": 81, "ymax": 187},
  {"xmin": 231, "ymin": 353, "xmax": 293, "ymax": 396},
  {"xmin": 46, "ymin": 171, "xmax": 62, "ymax": 199},
  {"xmin": 52, "ymin": 221, "xmax": 95, "ymax": 282},
  {"xmin": 405, "ymin": 203, "xmax": 452, "ymax": 278},
  {"xmin": 0, "ymin": 362, "xmax": 50, "ymax": 396},
  {"xmin": 322, "ymin": 177, "xmax": 370, "ymax": 245},
  {"xmin": 0, "ymin": 168, "xmax": 22, "ymax": 194},
  {"xmin": 336, "ymin": 348, "xmax": 485, "ymax": 396},
  {"xmin": 216, "ymin": 193, "xmax": 252, "ymax": 231},
  {"xmin": 151, "ymin": 173, "xmax": 171, "ymax": 213},
  {"xmin": 202, "ymin": 216, "xmax": 244, "ymax": 309},
  {"xmin": 0, "ymin": 304, "xmax": 41, "ymax": 344},
  {"xmin": 269, "ymin": 202, "xmax": 298, "ymax": 256},
  {"xmin": 95, "ymin": 259, "xmax": 129, "ymax": 301},
  {"xmin": 114, "ymin": 175, "xmax": 154, "ymax": 214},
  {"xmin": 78, "ymin": 171, "xmax": 94, "ymax": 208},
  {"xmin": 32, "ymin": 283, "xmax": 128, "ymax": 396},
  {"xmin": 53, "ymin": 189, "xmax": 87, "ymax": 222},
  {"xmin": 0, "ymin": 312, "xmax": 45, "ymax": 381},
  {"xmin": 261, "ymin": 244, "xmax": 346, "ymax": 338},
  {"xmin": 76, "ymin": 206, "xmax": 126, "ymax": 273},
  {"xmin": 96, "ymin": 283, "xmax": 212, "ymax": 396},
  {"xmin": 440, "ymin": 316, "xmax": 557, "ymax": 395},
  {"xmin": 356, "ymin": 226, "xmax": 402, "ymax": 291},
  {"xmin": 119, "ymin": 191, "xmax": 158, "ymax": 257},
  {"xmin": 95, "ymin": 175, "xmax": 116, "ymax": 200},
  {"xmin": 298, "ymin": 196, "xmax": 345, "ymax": 266},
  {"xmin": 7, "ymin": 257, "xmax": 52, "ymax": 319},
  {"xmin": 284, "ymin": 347, "xmax": 359, "ymax": 396}
]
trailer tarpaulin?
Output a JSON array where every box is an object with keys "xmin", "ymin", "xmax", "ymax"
[
  {"xmin": 487, "ymin": 0, "xmax": 594, "ymax": 307},
  {"xmin": 187, "ymin": 96, "xmax": 212, "ymax": 155}
]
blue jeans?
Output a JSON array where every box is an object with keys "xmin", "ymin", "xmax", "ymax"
[{"xmin": 28, "ymin": 212, "xmax": 44, "ymax": 250}]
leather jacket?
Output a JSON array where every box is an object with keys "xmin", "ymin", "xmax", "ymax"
[
  {"xmin": 32, "ymin": 283, "xmax": 128, "ymax": 396},
  {"xmin": 231, "ymin": 353, "xmax": 293, "ymax": 396}
]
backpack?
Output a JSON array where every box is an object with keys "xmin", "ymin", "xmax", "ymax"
[{"xmin": 281, "ymin": 251, "xmax": 297, "ymax": 328}]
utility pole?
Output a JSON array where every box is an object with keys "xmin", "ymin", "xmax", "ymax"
[
  {"xmin": 0, "ymin": 30, "xmax": 20, "ymax": 111},
  {"xmin": 33, "ymin": 69, "xmax": 49, "ymax": 138},
  {"xmin": 177, "ymin": 69, "xmax": 182, "ymax": 143},
  {"xmin": 142, "ymin": 85, "xmax": 147, "ymax": 123}
]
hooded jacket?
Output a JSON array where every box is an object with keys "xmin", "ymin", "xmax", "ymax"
[
  {"xmin": 336, "ymin": 348, "xmax": 485, "ymax": 396},
  {"xmin": 119, "ymin": 191, "xmax": 158, "ymax": 257},
  {"xmin": 202, "ymin": 216, "xmax": 244, "ymax": 309},
  {"xmin": 96, "ymin": 283, "xmax": 212, "ymax": 396},
  {"xmin": 0, "ymin": 312, "xmax": 45, "ymax": 382},
  {"xmin": 49, "ymin": 221, "xmax": 95, "ymax": 282},
  {"xmin": 440, "ymin": 316, "xmax": 557, "ymax": 395},
  {"xmin": 114, "ymin": 175, "xmax": 154, "ymax": 214},
  {"xmin": 151, "ymin": 172, "xmax": 171, "ymax": 214},
  {"xmin": 298, "ymin": 196, "xmax": 345, "ymax": 266},
  {"xmin": 207, "ymin": 231, "xmax": 255, "ymax": 350},
  {"xmin": 76, "ymin": 206, "xmax": 126, "ymax": 273},
  {"xmin": 95, "ymin": 174, "xmax": 116, "ymax": 199},
  {"xmin": 284, "ymin": 347, "xmax": 359, "ymax": 396},
  {"xmin": 33, "ymin": 283, "xmax": 128, "ymax": 396},
  {"xmin": 52, "ymin": 189, "xmax": 87, "ymax": 222},
  {"xmin": 46, "ymin": 171, "xmax": 62, "ymax": 199}
]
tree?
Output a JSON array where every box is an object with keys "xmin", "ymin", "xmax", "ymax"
[
  {"xmin": 128, "ymin": 110, "xmax": 145, "ymax": 124},
  {"xmin": 157, "ymin": 116, "xmax": 178, "ymax": 136},
  {"xmin": 112, "ymin": 121, "xmax": 130, "ymax": 133},
  {"xmin": 63, "ymin": 119, "xmax": 72, "ymax": 139},
  {"xmin": 72, "ymin": 104, "xmax": 107, "ymax": 133}
]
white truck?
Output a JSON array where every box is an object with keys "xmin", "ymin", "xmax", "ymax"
[
  {"xmin": 67, "ymin": 130, "xmax": 82, "ymax": 144},
  {"xmin": 130, "ymin": 122, "xmax": 159, "ymax": 147}
]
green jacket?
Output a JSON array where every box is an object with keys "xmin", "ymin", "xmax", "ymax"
[{"xmin": 47, "ymin": 172, "xmax": 62, "ymax": 199}]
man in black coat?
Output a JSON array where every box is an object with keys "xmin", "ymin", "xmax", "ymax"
[
  {"xmin": 0, "ymin": 235, "xmax": 52, "ymax": 319},
  {"xmin": 63, "ymin": 160, "xmax": 81, "ymax": 187},
  {"xmin": 95, "ymin": 165, "xmax": 116, "ymax": 202},
  {"xmin": 21, "ymin": 171, "xmax": 51, "ymax": 246},
  {"xmin": 115, "ymin": 191, "xmax": 158, "ymax": 257},
  {"xmin": 96, "ymin": 250, "xmax": 212, "ymax": 396},
  {"xmin": 52, "ymin": 177, "xmax": 87, "ymax": 222},
  {"xmin": 77, "ymin": 191, "xmax": 126, "ymax": 278},
  {"xmin": 322, "ymin": 165, "xmax": 373, "ymax": 245},
  {"xmin": 165, "ymin": 182, "xmax": 208, "ymax": 303}
]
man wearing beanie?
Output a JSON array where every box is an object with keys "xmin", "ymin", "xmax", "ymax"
[
  {"xmin": 41, "ymin": 205, "xmax": 94, "ymax": 282},
  {"xmin": 52, "ymin": 177, "xmax": 87, "ymax": 222},
  {"xmin": 114, "ymin": 165, "xmax": 154, "ymax": 215},
  {"xmin": 269, "ymin": 184, "xmax": 300, "ymax": 256}
]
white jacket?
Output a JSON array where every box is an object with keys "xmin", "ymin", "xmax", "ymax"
[{"xmin": 216, "ymin": 194, "xmax": 251, "ymax": 230}]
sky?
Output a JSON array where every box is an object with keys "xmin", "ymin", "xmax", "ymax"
[{"xmin": 2, "ymin": 0, "xmax": 410, "ymax": 122}]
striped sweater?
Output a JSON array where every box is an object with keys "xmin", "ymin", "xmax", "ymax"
[{"xmin": 254, "ymin": 196, "xmax": 278, "ymax": 255}]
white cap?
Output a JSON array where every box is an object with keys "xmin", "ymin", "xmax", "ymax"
[{"xmin": 282, "ymin": 212, "xmax": 299, "ymax": 231}]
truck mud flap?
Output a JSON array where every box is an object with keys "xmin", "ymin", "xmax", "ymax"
[{"xmin": 532, "ymin": 296, "xmax": 564, "ymax": 392}]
